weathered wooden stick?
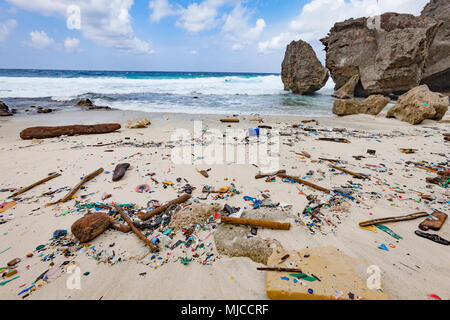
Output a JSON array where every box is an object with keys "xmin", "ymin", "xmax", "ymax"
[
  {"xmin": 115, "ymin": 206, "xmax": 158, "ymax": 252},
  {"xmin": 20, "ymin": 124, "xmax": 121, "ymax": 140},
  {"xmin": 331, "ymin": 165, "xmax": 368, "ymax": 180},
  {"xmin": 359, "ymin": 212, "xmax": 429, "ymax": 227},
  {"xmin": 255, "ymin": 170, "xmax": 286, "ymax": 179},
  {"xmin": 138, "ymin": 194, "xmax": 191, "ymax": 221},
  {"xmin": 221, "ymin": 216, "xmax": 291, "ymax": 230},
  {"xmin": 319, "ymin": 157, "xmax": 342, "ymax": 163},
  {"xmin": 257, "ymin": 267, "xmax": 303, "ymax": 273},
  {"xmin": 318, "ymin": 138, "xmax": 351, "ymax": 144},
  {"xmin": 9, "ymin": 173, "xmax": 61, "ymax": 198},
  {"xmin": 48, "ymin": 168, "xmax": 104, "ymax": 205},
  {"xmin": 277, "ymin": 174, "xmax": 331, "ymax": 194},
  {"xmin": 220, "ymin": 118, "xmax": 240, "ymax": 123}
]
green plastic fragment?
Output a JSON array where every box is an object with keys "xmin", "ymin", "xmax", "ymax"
[
  {"xmin": 0, "ymin": 276, "xmax": 20, "ymax": 286},
  {"xmin": 180, "ymin": 258, "xmax": 192, "ymax": 265},
  {"xmin": 376, "ymin": 224, "xmax": 403, "ymax": 240},
  {"xmin": 289, "ymin": 273, "xmax": 317, "ymax": 282}
]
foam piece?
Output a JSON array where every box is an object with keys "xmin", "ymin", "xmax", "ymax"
[{"xmin": 266, "ymin": 246, "xmax": 390, "ymax": 300}]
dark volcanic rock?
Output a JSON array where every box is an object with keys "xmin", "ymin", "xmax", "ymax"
[
  {"xmin": 281, "ymin": 40, "xmax": 329, "ymax": 95},
  {"xmin": 321, "ymin": 12, "xmax": 441, "ymax": 97},
  {"xmin": 420, "ymin": 0, "xmax": 450, "ymax": 93},
  {"xmin": 0, "ymin": 101, "xmax": 12, "ymax": 117},
  {"xmin": 386, "ymin": 85, "xmax": 449, "ymax": 124},
  {"xmin": 76, "ymin": 99, "xmax": 94, "ymax": 107}
]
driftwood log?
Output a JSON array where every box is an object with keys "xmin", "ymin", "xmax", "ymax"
[
  {"xmin": 71, "ymin": 212, "xmax": 130, "ymax": 243},
  {"xmin": 359, "ymin": 212, "xmax": 429, "ymax": 227},
  {"xmin": 277, "ymin": 174, "xmax": 331, "ymax": 194},
  {"xmin": 138, "ymin": 194, "xmax": 191, "ymax": 221},
  {"xmin": 255, "ymin": 170, "xmax": 286, "ymax": 179},
  {"xmin": 331, "ymin": 165, "xmax": 368, "ymax": 180},
  {"xmin": 419, "ymin": 211, "xmax": 448, "ymax": 231},
  {"xmin": 48, "ymin": 168, "xmax": 104, "ymax": 205},
  {"xmin": 220, "ymin": 118, "xmax": 240, "ymax": 123},
  {"xmin": 115, "ymin": 205, "xmax": 158, "ymax": 252},
  {"xmin": 9, "ymin": 173, "xmax": 61, "ymax": 198},
  {"xmin": 71, "ymin": 212, "xmax": 112, "ymax": 243},
  {"xmin": 257, "ymin": 267, "xmax": 303, "ymax": 273},
  {"xmin": 221, "ymin": 216, "xmax": 291, "ymax": 230},
  {"xmin": 20, "ymin": 124, "xmax": 121, "ymax": 140}
]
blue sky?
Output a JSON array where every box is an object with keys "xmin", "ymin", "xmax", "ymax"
[{"xmin": 0, "ymin": 0, "xmax": 430, "ymax": 73}]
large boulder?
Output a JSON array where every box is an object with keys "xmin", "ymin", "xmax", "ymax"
[
  {"xmin": 332, "ymin": 74, "xmax": 360, "ymax": 99},
  {"xmin": 281, "ymin": 40, "xmax": 329, "ymax": 95},
  {"xmin": 321, "ymin": 13, "xmax": 441, "ymax": 97},
  {"xmin": 420, "ymin": 0, "xmax": 450, "ymax": 94},
  {"xmin": 0, "ymin": 101, "xmax": 12, "ymax": 117},
  {"xmin": 386, "ymin": 85, "xmax": 449, "ymax": 124},
  {"xmin": 333, "ymin": 95, "xmax": 390, "ymax": 116}
]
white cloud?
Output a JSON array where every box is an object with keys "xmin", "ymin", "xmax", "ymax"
[
  {"xmin": 7, "ymin": 0, "xmax": 154, "ymax": 54},
  {"xmin": 258, "ymin": 0, "xmax": 431, "ymax": 55},
  {"xmin": 176, "ymin": 0, "xmax": 227, "ymax": 33},
  {"xmin": 190, "ymin": 49, "xmax": 198, "ymax": 55},
  {"xmin": 27, "ymin": 30, "xmax": 55, "ymax": 49},
  {"xmin": 0, "ymin": 19, "xmax": 17, "ymax": 42},
  {"xmin": 222, "ymin": 4, "xmax": 265, "ymax": 51},
  {"xmin": 149, "ymin": 0, "xmax": 177, "ymax": 22},
  {"xmin": 64, "ymin": 37, "xmax": 80, "ymax": 52}
]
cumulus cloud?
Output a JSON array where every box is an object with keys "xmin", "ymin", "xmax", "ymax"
[
  {"xmin": 149, "ymin": 0, "xmax": 177, "ymax": 22},
  {"xmin": 27, "ymin": 30, "xmax": 55, "ymax": 49},
  {"xmin": 175, "ymin": 0, "xmax": 228, "ymax": 33},
  {"xmin": 258, "ymin": 0, "xmax": 431, "ymax": 54},
  {"xmin": 221, "ymin": 4, "xmax": 265, "ymax": 51},
  {"xmin": 6, "ymin": 0, "xmax": 154, "ymax": 54},
  {"xmin": 64, "ymin": 37, "xmax": 80, "ymax": 52},
  {"xmin": 0, "ymin": 19, "xmax": 17, "ymax": 42}
]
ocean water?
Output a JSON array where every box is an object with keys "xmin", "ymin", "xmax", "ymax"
[{"xmin": 0, "ymin": 69, "xmax": 335, "ymax": 116}]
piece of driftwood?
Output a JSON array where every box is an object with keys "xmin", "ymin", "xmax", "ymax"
[
  {"xmin": 419, "ymin": 211, "xmax": 448, "ymax": 231},
  {"xmin": 359, "ymin": 212, "xmax": 429, "ymax": 227},
  {"xmin": 255, "ymin": 170, "xmax": 286, "ymax": 179},
  {"xmin": 20, "ymin": 124, "xmax": 121, "ymax": 140},
  {"xmin": 221, "ymin": 216, "xmax": 291, "ymax": 230},
  {"xmin": 48, "ymin": 168, "xmax": 104, "ymax": 205},
  {"xmin": 257, "ymin": 267, "xmax": 303, "ymax": 273},
  {"xmin": 331, "ymin": 165, "xmax": 368, "ymax": 180},
  {"xmin": 9, "ymin": 173, "xmax": 61, "ymax": 198},
  {"xmin": 197, "ymin": 169, "xmax": 209, "ymax": 178},
  {"xmin": 277, "ymin": 174, "xmax": 331, "ymax": 194},
  {"xmin": 318, "ymin": 138, "xmax": 351, "ymax": 144},
  {"xmin": 71, "ymin": 212, "xmax": 111, "ymax": 243},
  {"xmin": 115, "ymin": 205, "xmax": 158, "ymax": 252},
  {"xmin": 138, "ymin": 194, "xmax": 191, "ymax": 221},
  {"xmin": 112, "ymin": 163, "xmax": 130, "ymax": 182},
  {"xmin": 220, "ymin": 118, "xmax": 240, "ymax": 123},
  {"xmin": 319, "ymin": 157, "xmax": 342, "ymax": 163}
]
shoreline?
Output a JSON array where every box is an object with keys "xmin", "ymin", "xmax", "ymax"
[{"xmin": 0, "ymin": 109, "xmax": 449, "ymax": 300}]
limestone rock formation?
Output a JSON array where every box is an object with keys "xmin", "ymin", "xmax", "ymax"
[
  {"xmin": 321, "ymin": 13, "xmax": 441, "ymax": 97},
  {"xmin": 281, "ymin": 40, "xmax": 329, "ymax": 95},
  {"xmin": 420, "ymin": 0, "xmax": 450, "ymax": 94},
  {"xmin": 386, "ymin": 85, "xmax": 449, "ymax": 124},
  {"xmin": 333, "ymin": 95, "xmax": 390, "ymax": 116},
  {"xmin": 332, "ymin": 75, "xmax": 360, "ymax": 99}
]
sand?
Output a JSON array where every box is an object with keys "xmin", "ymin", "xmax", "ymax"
[{"xmin": 0, "ymin": 108, "xmax": 449, "ymax": 300}]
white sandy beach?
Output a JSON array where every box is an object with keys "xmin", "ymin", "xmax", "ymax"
[{"xmin": 0, "ymin": 109, "xmax": 449, "ymax": 300}]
